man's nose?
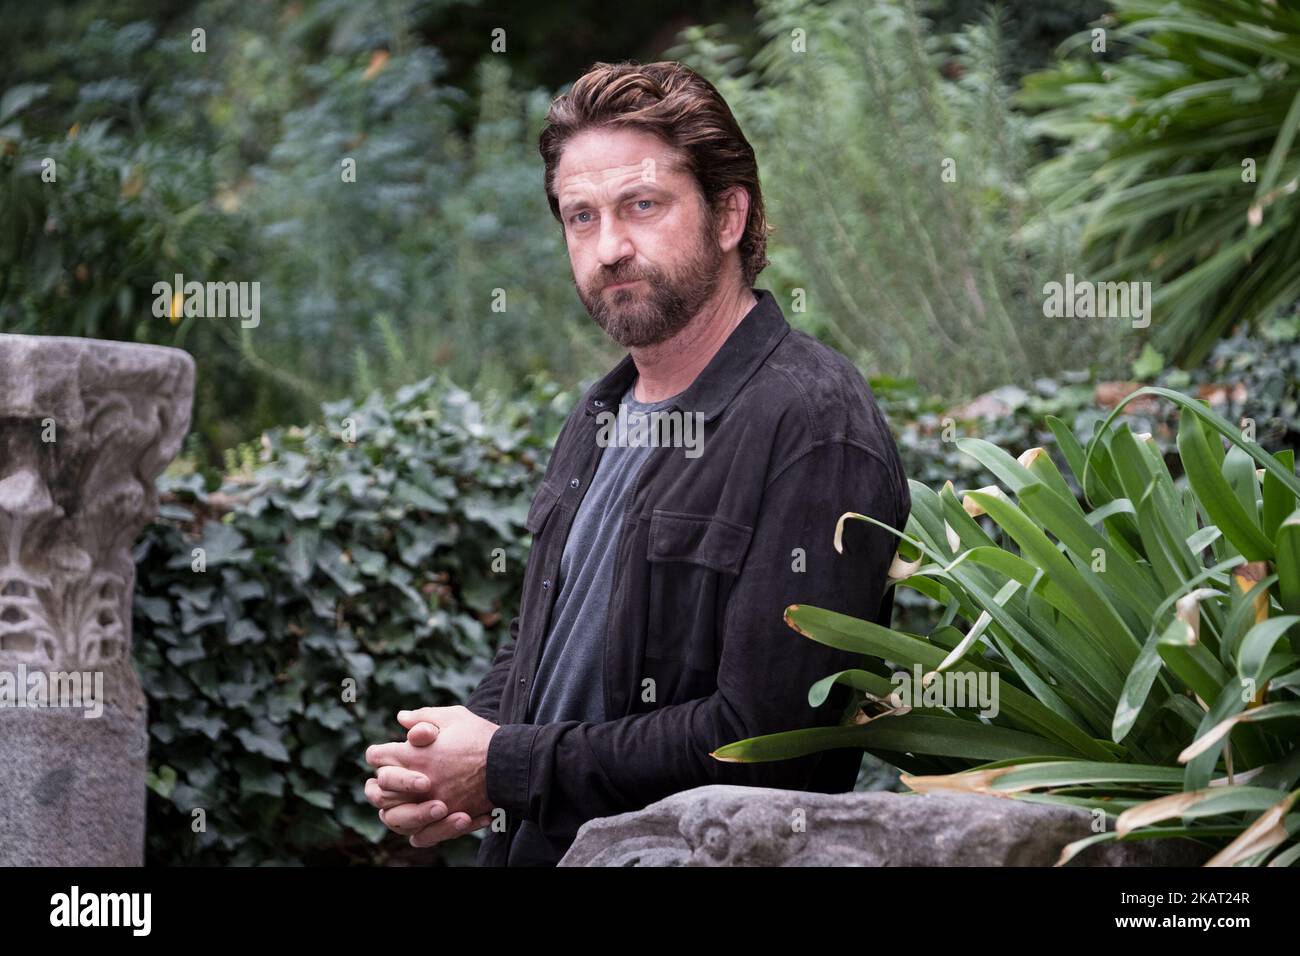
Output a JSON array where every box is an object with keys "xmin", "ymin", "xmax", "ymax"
[{"xmin": 595, "ymin": 215, "xmax": 634, "ymax": 267}]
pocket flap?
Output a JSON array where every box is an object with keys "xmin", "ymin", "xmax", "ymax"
[
  {"xmin": 648, "ymin": 510, "xmax": 753, "ymax": 574},
  {"xmin": 524, "ymin": 481, "xmax": 562, "ymax": 534}
]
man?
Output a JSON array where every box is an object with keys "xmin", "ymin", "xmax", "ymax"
[{"xmin": 362, "ymin": 60, "xmax": 910, "ymax": 866}]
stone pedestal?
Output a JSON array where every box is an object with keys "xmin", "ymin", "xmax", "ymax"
[
  {"xmin": 558, "ymin": 784, "xmax": 1212, "ymax": 866},
  {"xmin": 0, "ymin": 335, "xmax": 193, "ymax": 866}
]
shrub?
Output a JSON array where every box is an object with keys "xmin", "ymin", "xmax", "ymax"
[
  {"xmin": 0, "ymin": 8, "xmax": 615, "ymax": 459},
  {"xmin": 1020, "ymin": 0, "xmax": 1300, "ymax": 365},
  {"xmin": 671, "ymin": 0, "xmax": 1123, "ymax": 400},
  {"xmin": 132, "ymin": 374, "xmax": 559, "ymax": 865},
  {"xmin": 880, "ymin": 307, "xmax": 1300, "ymax": 496},
  {"xmin": 874, "ymin": 307, "xmax": 1300, "ymax": 637},
  {"xmin": 722, "ymin": 387, "xmax": 1300, "ymax": 866}
]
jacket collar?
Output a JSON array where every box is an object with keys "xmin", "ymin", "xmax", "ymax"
[{"xmin": 584, "ymin": 287, "xmax": 790, "ymax": 423}]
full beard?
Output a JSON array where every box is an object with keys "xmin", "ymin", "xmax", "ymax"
[{"xmin": 578, "ymin": 216, "xmax": 724, "ymax": 349}]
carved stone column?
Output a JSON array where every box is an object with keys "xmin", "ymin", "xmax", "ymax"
[{"xmin": 0, "ymin": 335, "xmax": 194, "ymax": 865}]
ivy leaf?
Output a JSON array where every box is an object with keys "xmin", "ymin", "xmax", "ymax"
[
  {"xmin": 394, "ymin": 479, "xmax": 447, "ymax": 514},
  {"xmin": 136, "ymin": 595, "xmax": 174, "ymax": 625},
  {"xmin": 226, "ymin": 617, "xmax": 266, "ymax": 645},
  {"xmin": 286, "ymin": 528, "xmax": 320, "ymax": 582},
  {"xmin": 352, "ymin": 545, "xmax": 387, "ymax": 577},
  {"xmin": 197, "ymin": 521, "xmax": 253, "ymax": 566},
  {"xmin": 306, "ymin": 700, "xmax": 353, "ymax": 731},
  {"xmin": 317, "ymin": 540, "xmax": 364, "ymax": 596},
  {"xmin": 146, "ymin": 765, "xmax": 178, "ymax": 799},
  {"xmin": 462, "ymin": 495, "xmax": 527, "ymax": 539},
  {"xmin": 1132, "ymin": 343, "xmax": 1165, "ymax": 380},
  {"xmin": 338, "ymin": 800, "xmax": 388, "ymax": 843},
  {"xmin": 234, "ymin": 754, "xmax": 285, "ymax": 797},
  {"xmin": 235, "ymin": 719, "xmax": 291, "ymax": 762},
  {"xmin": 301, "ymin": 740, "xmax": 342, "ymax": 776}
]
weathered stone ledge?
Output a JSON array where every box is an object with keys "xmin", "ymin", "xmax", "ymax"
[{"xmin": 559, "ymin": 784, "xmax": 1211, "ymax": 867}]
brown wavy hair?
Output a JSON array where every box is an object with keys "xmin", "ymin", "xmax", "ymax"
[{"xmin": 539, "ymin": 60, "xmax": 770, "ymax": 287}]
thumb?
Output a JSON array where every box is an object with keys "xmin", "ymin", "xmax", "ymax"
[
  {"xmin": 406, "ymin": 721, "xmax": 440, "ymax": 747},
  {"xmin": 396, "ymin": 706, "xmax": 446, "ymax": 729}
]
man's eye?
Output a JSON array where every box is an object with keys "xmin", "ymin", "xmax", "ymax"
[
  {"xmin": 634, "ymin": 200, "xmax": 655, "ymax": 211},
  {"xmin": 571, "ymin": 211, "xmax": 592, "ymax": 224}
]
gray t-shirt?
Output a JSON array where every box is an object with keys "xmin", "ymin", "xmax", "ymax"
[
  {"xmin": 508, "ymin": 379, "xmax": 677, "ymax": 865},
  {"xmin": 525, "ymin": 381, "xmax": 677, "ymax": 725}
]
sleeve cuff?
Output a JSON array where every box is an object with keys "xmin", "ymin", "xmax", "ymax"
[{"xmin": 485, "ymin": 723, "xmax": 542, "ymax": 821}]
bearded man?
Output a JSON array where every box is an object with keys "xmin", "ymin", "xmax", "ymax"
[{"xmin": 363, "ymin": 59, "xmax": 910, "ymax": 867}]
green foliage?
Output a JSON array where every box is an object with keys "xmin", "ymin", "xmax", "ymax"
[
  {"xmin": 925, "ymin": 0, "xmax": 1109, "ymax": 78},
  {"xmin": 0, "ymin": 13, "xmax": 292, "ymax": 453},
  {"xmin": 1176, "ymin": 308, "xmax": 1300, "ymax": 451},
  {"xmin": 0, "ymin": 3, "xmax": 616, "ymax": 458},
  {"xmin": 879, "ymin": 306, "xmax": 1300, "ymax": 527},
  {"xmin": 1021, "ymin": 0, "xmax": 1300, "ymax": 365},
  {"xmin": 132, "ymin": 374, "xmax": 560, "ymax": 864},
  {"xmin": 671, "ymin": 0, "xmax": 1125, "ymax": 400},
  {"xmin": 2, "ymin": 0, "xmax": 1129, "ymax": 458},
  {"xmin": 723, "ymin": 387, "xmax": 1300, "ymax": 865}
]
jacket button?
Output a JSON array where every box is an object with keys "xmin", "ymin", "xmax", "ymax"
[
  {"xmin": 542, "ymin": 579, "xmax": 551, "ymax": 589},
  {"xmin": 593, "ymin": 399, "xmax": 605, "ymax": 407},
  {"xmin": 569, "ymin": 477, "xmax": 580, "ymax": 488}
]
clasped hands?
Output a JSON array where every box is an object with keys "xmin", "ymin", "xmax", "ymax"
[{"xmin": 363, "ymin": 705, "xmax": 499, "ymax": 847}]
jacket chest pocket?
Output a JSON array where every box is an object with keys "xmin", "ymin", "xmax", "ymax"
[
  {"xmin": 645, "ymin": 510, "xmax": 753, "ymax": 674},
  {"xmin": 525, "ymin": 480, "xmax": 563, "ymax": 536}
]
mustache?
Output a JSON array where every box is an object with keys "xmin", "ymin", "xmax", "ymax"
[{"xmin": 598, "ymin": 271, "xmax": 648, "ymax": 290}]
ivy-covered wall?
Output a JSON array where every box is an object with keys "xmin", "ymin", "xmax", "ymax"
[{"xmin": 131, "ymin": 376, "xmax": 562, "ymax": 865}]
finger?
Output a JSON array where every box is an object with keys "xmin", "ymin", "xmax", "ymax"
[
  {"xmin": 376, "ymin": 766, "xmax": 432, "ymax": 794},
  {"xmin": 364, "ymin": 741, "xmax": 412, "ymax": 768},
  {"xmin": 410, "ymin": 812, "xmax": 492, "ymax": 848},
  {"xmin": 396, "ymin": 707, "xmax": 456, "ymax": 729},
  {"xmin": 408, "ymin": 810, "xmax": 482, "ymax": 848},
  {"xmin": 405, "ymin": 721, "xmax": 440, "ymax": 747},
  {"xmin": 379, "ymin": 799, "xmax": 450, "ymax": 835},
  {"xmin": 365, "ymin": 778, "xmax": 421, "ymax": 810}
]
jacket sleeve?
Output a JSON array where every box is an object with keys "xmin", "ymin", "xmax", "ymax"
[
  {"xmin": 484, "ymin": 439, "xmax": 907, "ymax": 845},
  {"xmin": 464, "ymin": 615, "xmax": 519, "ymax": 724}
]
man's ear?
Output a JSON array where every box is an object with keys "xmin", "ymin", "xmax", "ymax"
[{"xmin": 712, "ymin": 185, "xmax": 751, "ymax": 253}]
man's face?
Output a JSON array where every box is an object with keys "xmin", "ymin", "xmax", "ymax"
[{"xmin": 556, "ymin": 126, "xmax": 724, "ymax": 348}]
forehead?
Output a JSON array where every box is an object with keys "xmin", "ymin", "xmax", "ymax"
[{"xmin": 555, "ymin": 126, "xmax": 692, "ymax": 200}]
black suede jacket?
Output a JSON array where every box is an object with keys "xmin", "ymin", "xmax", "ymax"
[{"xmin": 465, "ymin": 287, "xmax": 911, "ymax": 865}]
